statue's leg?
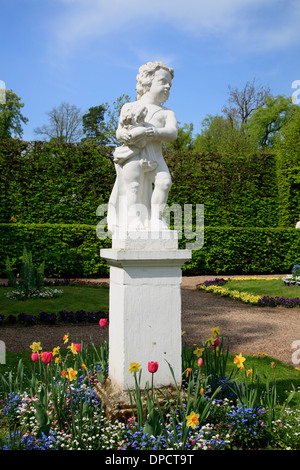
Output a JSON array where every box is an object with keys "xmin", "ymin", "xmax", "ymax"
[
  {"xmin": 151, "ymin": 168, "xmax": 172, "ymax": 230},
  {"xmin": 123, "ymin": 159, "xmax": 145, "ymax": 230}
]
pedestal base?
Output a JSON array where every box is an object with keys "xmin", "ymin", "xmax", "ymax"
[
  {"xmin": 100, "ymin": 230, "xmax": 191, "ymax": 392},
  {"xmin": 95, "ymin": 378, "xmax": 187, "ymax": 423}
]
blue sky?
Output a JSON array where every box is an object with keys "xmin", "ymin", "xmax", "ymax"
[{"xmin": 1, "ymin": 0, "xmax": 300, "ymax": 141}]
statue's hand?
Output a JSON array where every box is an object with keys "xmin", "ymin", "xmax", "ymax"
[
  {"xmin": 145, "ymin": 127, "xmax": 158, "ymax": 139},
  {"xmin": 119, "ymin": 131, "xmax": 132, "ymax": 144}
]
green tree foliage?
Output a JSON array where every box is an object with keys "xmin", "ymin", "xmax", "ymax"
[
  {"xmin": 193, "ymin": 115, "xmax": 256, "ymax": 154},
  {"xmin": 0, "ymin": 89, "xmax": 28, "ymax": 139},
  {"xmin": 164, "ymin": 123, "xmax": 195, "ymax": 151},
  {"xmin": 81, "ymin": 94, "xmax": 131, "ymax": 147},
  {"xmin": 247, "ymin": 95, "xmax": 297, "ymax": 148},
  {"xmin": 82, "ymin": 105, "xmax": 108, "ymax": 144},
  {"xmin": 103, "ymin": 94, "xmax": 131, "ymax": 146}
]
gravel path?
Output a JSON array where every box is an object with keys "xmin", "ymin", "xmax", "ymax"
[{"xmin": 1, "ymin": 274, "xmax": 299, "ymax": 366}]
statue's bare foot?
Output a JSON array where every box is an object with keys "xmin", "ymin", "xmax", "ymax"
[
  {"xmin": 150, "ymin": 218, "xmax": 169, "ymax": 231},
  {"xmin": 128, "ymin": 219, "xmax": 146, "ymax": 231}
]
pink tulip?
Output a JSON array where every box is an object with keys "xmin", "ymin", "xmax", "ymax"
[
  {"xmin": 31, "ymin": 352, "xmax": 40, "ymax": 362},
  {"xmin": 148, "ymin": 361, "xmax": 159, "ymax": 374},
  {"xmin": 198, "ymin": 357, "xmax": 203, "ymax": 367},
  {"xmin": 99, "ymin": 318, "xmax": 108, "ymax": 328},
  {"xmin": 42, "ymin": 351, "xmax": 53, "ymax": 364},
  {"xmin": 73, "ymin": 343, "xmax": 81, "ymax": 353}
]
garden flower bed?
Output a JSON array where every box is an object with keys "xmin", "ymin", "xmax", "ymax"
[
  {"xmin": 197, "ymin": 277, "xmax": 300, "ymax": 308},
  {"xmin": 1, "ymin": 327, "xmax": 300, "ymax": 451}
]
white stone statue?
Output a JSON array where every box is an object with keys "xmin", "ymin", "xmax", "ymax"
[{"xmin": 107, "ymin": 61, "xmax": 178, "ymax": 234}]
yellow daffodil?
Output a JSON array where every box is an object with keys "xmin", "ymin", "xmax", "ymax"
[
  {"xmin": 205, "ymin": 337, "xmax": 214, "ymax": 347},
  {"xmin": 63, "ymin": 333, "xmax": 69, "ymax": 344},
  {"xmin": 234, "ymin": 353, "xmax": 246, "ymax": 369},
  {"xmin": 211, "ymin": 327, "xmax": 220, "ymax": 337},
  {"xmin": 53, "ymin": 346, "xmax": 60, "ymax": 356},
  {"xmin": 55, "ymin": 356, "xmax": 61, "ymax": 364},
  {"xmin": 67, "ymin": 368, "xmax": 78, "ymax": 382},
  {"xmin": 186, "ymin": 411, "xmax": 200, "ymax": 429},
  {"xmin": 30, "ymin": 342, "xmax": 42, "ymax": 353},
  {"xmin": 193, "ymin": 347, "xmax": 204, "ymax": 357},
  {"xmin": 129, "ymin": 362, "xmax": 141, "ymax": 373},
  {"xmin": 68, "ymin": 343, "xmax": 78, "ymax": 355}
]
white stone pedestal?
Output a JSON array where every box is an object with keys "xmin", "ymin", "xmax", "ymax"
[{"xmin": 100, "ymin": 230, "xmax": 191, "ymax": 391}]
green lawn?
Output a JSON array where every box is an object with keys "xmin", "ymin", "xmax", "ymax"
[
  {"xmin": 0, "ymin": 285, "xmax": 109, "ymax": 317},
  {"xmin": 227, "ymin": 278, "xmax": 300, "ymax": 298}
]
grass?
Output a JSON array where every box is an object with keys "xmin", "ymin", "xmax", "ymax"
[
  {"xmin": 0, "ymin": 284, "xmax": 109, "ymax": 318},
  {"xmin": 226, "ymin": 278, "xmax": 299, "ymax": 298}
]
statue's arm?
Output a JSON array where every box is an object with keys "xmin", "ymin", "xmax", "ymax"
[
  {"xmin": 116, "ymin": 123, "xmax": 147, "ymax": 145},
  {"xmin": 145, "ymin": 109, "xmax": 178, "ymax": 142}
]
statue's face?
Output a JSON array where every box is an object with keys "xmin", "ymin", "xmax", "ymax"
[{"xmin": 149, "ymin": 68, "xmax": 172, "ymax": 104}]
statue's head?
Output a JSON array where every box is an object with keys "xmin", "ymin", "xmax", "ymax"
[{"xmin": 136, "ymin": 61, "xmax": 174, "ymax": 100}]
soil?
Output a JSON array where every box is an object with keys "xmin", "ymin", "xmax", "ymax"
[{"xmin": 1, "ymin": 274, "xmax": 299, "ymax": 366}]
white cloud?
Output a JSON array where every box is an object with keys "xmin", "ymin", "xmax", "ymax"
[{"xmin": 49, "ymin": 0, "xmax": 300, "ymax": 58}]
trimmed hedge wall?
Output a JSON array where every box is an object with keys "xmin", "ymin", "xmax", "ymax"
[
  {"xmin": 1, "ymin": 223, "xmax": 299, "ymax": 277},
  {"xmin": 0, "ymin": 140, "xmax": 280, "ymax": 228},
  {"xmin": 165, "ymin": 150, "xmax": 279, "ymax": 228}
]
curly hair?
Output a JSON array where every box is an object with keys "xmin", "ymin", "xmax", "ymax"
[{"xmin": 136, "ymin": 61, "xmax": 174, "ymax": 100}]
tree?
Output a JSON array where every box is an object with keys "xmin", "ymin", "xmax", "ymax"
[
  {"xmin": 81, "ymin": 94, "xmax": 131, "ymax": 147},
  {"xmin": 104, "ymin": 94, "xmax": 131, "ymax": 146},
  {"xmin": 34, "ymin": 102, "xmax": 83, "ymax": 143},
  {"xmin": 194, "ymin": 114, "xmax": 255, "ymax": 154},
  {"xmin": 0, "ymin": 89, "xmax": 28, "ymax": 139},
  {"xmin": 82, "ymin": 104, "xmax": 108, "ymax": 144},
  {"xmin": 247, "ymin": 95, "xmax": 297, "ymax": 148},
  {"xmin": 222, "ymin": 78, "xmax": 270, "ymax": 126}
]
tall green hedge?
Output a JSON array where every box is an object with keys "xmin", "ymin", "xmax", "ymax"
[
  {"xmin": 0, "ymin": 140, "xmax": 115, "ymax": 225},
  {"xmin": 1, "ymin": 140, "xmax": 299, "ymax": 277},
  {"xmin": 1, "ymin": 223, "xmax": 299, "ymax": 277},
  {"xmin": 275, "ymin": 111, "xmax": 300, "ymax": 227},
  {"xmin": 165, "ymin": 150, "xmax": 279, "ymax": 228},
  {"xmin": 0, "ymin": 140, "xmax": 279, "ymax": 227}
]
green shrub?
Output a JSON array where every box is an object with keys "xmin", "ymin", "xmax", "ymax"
[{"xmin": 1, "ymin": 224, "xmax": 299, "ymax": 277}]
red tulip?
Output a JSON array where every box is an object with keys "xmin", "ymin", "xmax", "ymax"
[
  {"xmin": 31, "ymin": 352, "xmax": 40, "ymax": 362},
  {"xmin": 198, "ymin": 357, "xmax": 203, "ymax": 367},
  {"xmin": 99, "ymin": 318, "xmax": 108, "ymax": 328},
  {"xmin": 42, "ymin": 351, "xmax": 53, "ymax": 364},
  {"xmin": 148, "ymin": 361, "xmax": 159, "ymax": 374},
  {"xmin": 73, "ymin": 343, "xmax": 81, "ymax": 353},
  {"xmin": 213, "ymin": 338, "xmax": 220, "ymax": 348}
]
